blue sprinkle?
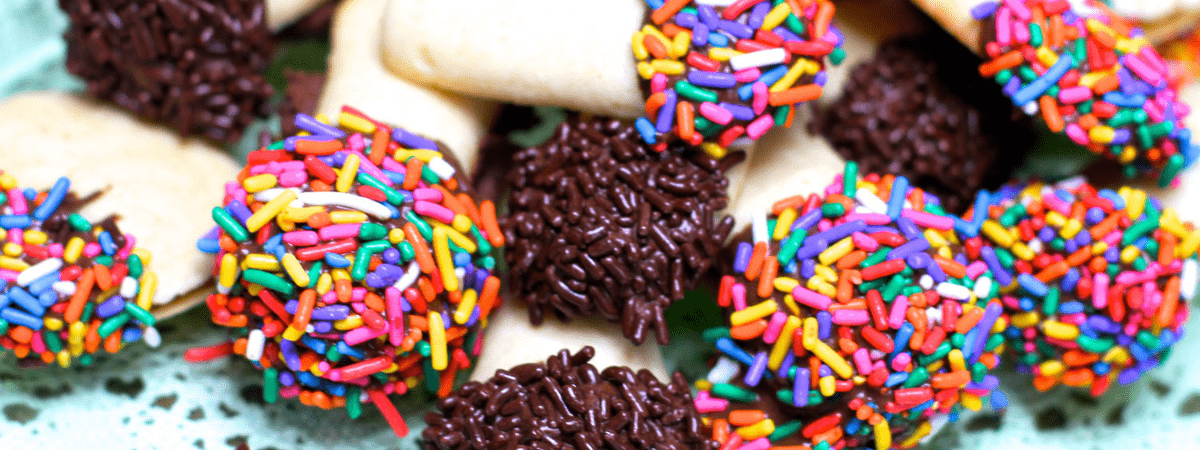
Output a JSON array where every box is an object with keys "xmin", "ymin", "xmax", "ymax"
[
  {"xmin": 32, "ymin": 177, "xmax": 70, "ymax": 221},
  {"xmin": 337, "ymin": 341, "xmax": 366, "ymax": 360},
  {"xmin": 0, "ymin": 214, "xmax": 32, "ymax": 229},
  {"xmin": 1017, "ymin": 273, "xmax": 1049, "ymax": 297},
  {"xmin": 634, "ymin": 117, "xmax": 657, "ymax": 144},
  {"xmin": 197, "ymin": 238, "xmax": 221, "ymax": 254},
  {"xmin": 7, "ymin": 288, "xmax": 43, "ymax": 316},
  {"xmin": 1, "ymin": 308, "xmax": 41, "ymax": 330}
]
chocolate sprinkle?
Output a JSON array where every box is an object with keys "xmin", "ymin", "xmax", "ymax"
[
  {"xmin": 60, "ymin": 0, "xmax": 275, "ymax": 143},
  {"xmin": 422, "ymin": 347, "xmax": 715, "ymax": 450},
  {"xmin": 811, "ymin": 35, "xmax": 1034, "ymax": 213},
  {"xmin": 506, "ymin": 117, "xmax": 740, "ymax": 345}
]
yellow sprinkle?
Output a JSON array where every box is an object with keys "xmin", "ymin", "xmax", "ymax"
[
  {"xmin": 242, "ymin": 174, "xmax": 278, "ymax": 193},
  {"xmin": 637, "ymin": 61, "xmax": 656, "ymax": 79},
  {"xmin": 1043, "ymin": 320, "xmax": 1080, "ymax": 340},
  {"xmin": 641, "ymin": 24, "xmax": 669, "ymax": 43},
  {"xmin": 926, "ymin": 360, "xmax": 945, "ymax": 372},
  {"xmin": 1089, "ymin": 126, "xmax": 1116, "ymax": 144},
  {"xmin": 670, "ymin": 31, "xmax": 690, "ymax": 58},
  {"xmin": 281, "ymin": 206, "xmax": 323, "ymax": 223},
  {"xmin": 331, "ymin": 268, "xmax": 351, "ymax": 282},
  {"xmin": 812, "ymin": 341, "xmax": 854, "ymax": 378},
  {"xmin": 433, "ymin": 227, "xmax": 459, "ymax": 292},
  {"xmin": 1010, "ymin": 311, "xmax": 1040, "ymax": 329},
  {"xmin": 454, "ymin": 289, "xmax": 478, "ymax": 325},
  {"xmin": 0, "ymin": 173, "xmax": 16, "ymax": 190},
  {"xmin": 1086, "ymin": 19, "xmax": 1116, "ymax": 44},
  {"xmin": 1178, "ymin": 230, "xmax": 1200, "ymax": 259},
  {"xmin": 330, "ymin": 211, "xmax": 369, "ymax": 223},
  {"xmin": 730, "ymin": 300, "xmax": 778, "ymax": 326},
  {"xmin": 992, "ymin": 316, "xmax": 1008, "ymax": 334},
  {"xmin": 1011, "ymin": 243, "xmax": 1035, "ymax": 261},
  {"xmin": 1060, "ymin": 218, "xmax": 1083, "ymax": 239},
  {"xmin": 388, "ymin": 228, "xmax": 406, "ymax": 244},
  {"xmin": 316, "ymin": 273, "xmax": 333, "ymax": 294},
  {"xmin": 56, "ymin": 350, "xmax": 71, "ymax": 368},
  {"xmin": 337, "ymin": 111, "xmax": 375, "ymax": 134},
  {"xmin": 63, "ymin": 236, "xmax": 85, "ymax": 264},
  {"xmin": 44, "ymin": 317, "xmax": 64, "ymax": 331},
  {"xmin": 242, "ymin": 253, "xmax": 282, "ymax": 271},
  {"xmin": 768, "ymin": 316, "xmax": 801, "ymax": 370},
  {"xmin": 818, "ymin": 375, "xmax": 836, "ymax": 397},
  {"xmin": 68, "ymin": 321, "xmax": 85, "ymax": 357},
  {"xmin": 2, "ymin": 243, "xmax": 21, "ymax": 257},
  {"xmin": 337, "ymin": 153, "xmax": 360, "ymax": 193},
  {"xmin": 1044, "ymin": 211, "xmax": 1066, "ymax": 228},
  {"xmin": 981, "ymin": 221, "xmax": 1015, "ymax": 248},
  {"xmin": 452, "ymin": 215, "xmax": 473, "ymax": 234},
  {"xmin": 631, "ymin": 31, "xmax": 648, "ymax": 60},
  {"xmin": 1114, "ymin": 37, "xmax": 1145, "ymax": 54},
  {"xmin": 802, "ymin": 317, "xmax": 819, "ymax": 350},
  {"xmin": 900, "ymin": 422, "xmax": 932, "ymax": 448},
  {"xmin": 650, "ymin": 59, "xmax": 685, "ymax": 76},
  {"xmin": 1091, "ymin": 241, "xmax": 1109, "ymax": 255},
  {"xmin": 245, "ymin": 190, "xmax": 297, "ymax": 232},
  {"xmin": 334, "ymin": 315, "xmax": 364, "ymax": 330},
  {"xmin": 1036, "ymin": 47, "xmax": 1059, "ymax": 67},
  {"xmin": 1039, "ymin": 359, "xmax": 1066, "ymax": 377},
  {"xmin": 22, "ymin": 230, "xmax": 46, "ymax": 245},
  {"xmin": 308, "ymin": 364, "xmax": 325, "ymax": 377},
  {"xmin": 761, "ymin": 2, "xmax": 792, "ymax": 30},
  {"xmin": 708, "ymin": 47, "xmax": 743, "ymax": 61},
  {"xmin": 699, "ymin": 142, "xmax": 727, "ymax": 159},
  {"xmin": 1122, "ymin": 188, "xmax": 1146, "ymax": 220},
  {"xmin": 817, "ymin": 237, "xmax": 854, "ymax": 266},
  {"xmin": 127, "ymin": 272, "xmax": 154, "ymax": 311},
  {"xmin": 948, "ymin": 349, "xmax": 966, "ymax": 372},
  {"xmin": 773, "ymin": 208, "xmax": 797, "ymax": 241},
  {"xmin": 781, "ymin": 294, "xmax": 801, "ymax": 316},
  {"xmin": 281, "ymin": 254, "xmax": 310, "ymax": 287},
  {"xmin": 282, "ymin": 326, "xmax": 304, "ymax": 341},
  {"xmin": 736, "ymin": 419, "xmax": 776, "ymax": 441},
  {"xmin": 275, "ymin": 215, "xmax": 296, "ymax": 232},
  {"xmin": 1119, "ymin": 245, "xmax": 1141, "ymax": 264},
  {"xmin": 773, "ymin": 277, "xmax": 799, "ymax": 293},
  {"xmin": 246, "ymin": 284, "xmax": 264, "ymax": 296},
  {"xmin": 874, "ymin": 420, "xmax": 892, "ymax": 450},
  {"xmin": 924, "ymin": 229, "xmax": 949, "ymax": 249},
  {"xmin": 937, "ymin": 246, "xmax": 953, "ymax": 259},
  {"xmin": 814, "ymin": 282, "xmax": 836, "ymax": 298},
  {"xmin": 695, "ymin": 379, "xmax": 713, "ymax": 391},
  {"xmin": 392, "ymin": 148, "xmax": 443, "ymax": 163},
  {"xmin": 1103, "ymin": 347, "xmax": 1131, "ymax": 366},
  {"xmin": 429, "ymin": 311, "xmax": 447, "ymax": 370},
  {"xmin": 436, "ymin": 224, "xmax": 477, "ymax": 254},
  {"xmin": 813, "ymin": 264, "xmax": 838, "ymax": 283},
  {"xmin": 1117, "ymin": 145, "xmax": 1137, "ymax": 164},
  {"xmin": 770, "ymin": 58, "xmax": 809, "ymax": 92},
  {"xmin": 961, "ymin": 393, "xmax": 982, "ymax": 411}
]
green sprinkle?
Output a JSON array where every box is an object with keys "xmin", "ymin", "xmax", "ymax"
[
  {"xmin": 212, "ymin": 207, "xmax": 250, "ymax": 242},
  {"xmin": 471, "ymin": 227, "xmax": 492, "ymax": 256},
  {"xmin": 1042, "ymin": 287, "xmax": 1060, "ymax": 316},
  {"xmin": 843, "ymin": 161, "xmax": 858, "ymax": 197},
  {"xmin": 784, "ymin": 13, "xmax": 805, "ymax": 35},
  {"xmin": 1018, "ymin": 66, "xmax": 1038, "ymax": 82},
  {"xmin": 777, "ymin": 229, "xmax": 808, "ymax": 266},
  {"xmin": 768, "ymin": 420, "xmax": 804, "ymax": 442},
  {"xmin": 702, "ymin": 327, "xmax": 731, "ymax": 343},
  {"xmin": 67, "ymin": 214, "xmax": 91, "ymax": 232},
  {"xmin": 421, "ymin": 165, "xmax": 440, "ymax": 185},
  {"xmin": 773, "ymin": 105, "xmax": 791, "ymax": 127},
  {"xmin": 479, "ymin": 256, "xmax": 496, "ymax": 270},
  {"xmin": 243, "ymin": 269, "xmax": 296, "ymax": 296},
  {"xmin": 346, "ymin": 387, "xmax": 362, "ymax": 419},
  {"xmin": 80, "ymin": 302, "xmax": 95, "ymax": 323},
  {"xmin": 0, "ymin": 319, "xmax": 7, "ymax": 336},
  {"xmin": 1000, "ymin": 204, "xmax": 1026, "ymax": 227},
  {"xmin": 326, "ymin": 346, "xmax": 342, "ymax": 363},
  {"xmin": 128, "ymin": 255, "xmax": 143, "ymax": 278},
  {"xmin": 307, "ymin": 262, "xmax": 322, "ymax": 288},
  {"xmin": 711, "ymin": 383, "xmax": 757, "ymax": 402},
  {"xmin": 124, "ymin": 302, "xmax": 156, "ymax": 326},
  {"xmin": 93, "ymin": 255, "xmax": 112, "ymax": 267},
  {"xmin": 917, "ymin": 342, "xmax": 952, "ymax": 366},
  {"xmin": 807, "ymin": 390, "xmax": 823, "ymax": 405},
  {"xmin": 1158, "ymin": 154, "xmax": 1186, "ymax": 188},
  {"xmin": 820, "ymin": 202, "xmax": 844, "ymax": 218},
  {"xmin": 404, "ymin": 211, "xmax": 434, "ymax": 241},
  {"xmin": 675, "ymin": 81, "xmax": 719, "ymax": 103},
  {"xmin": 950, "ymin": 333, "xmax": 966, "ymax": 348},
  {"xmin": 416, "ymin": 340, "xmax": 432, "ymax": 357},
  {"xmin": 264, "ymin": 368, "xmax": 280, "ymax": 403},
  {"xmin": 43, "ymin": 329, "xmax": 62, "ymax": 353},
  {"xmin": 1029, "ymin": 23, "xmax": 1043, "ymax": 46},
  {"xmin": 267, "ymin": 141, "xmax": 286, "ymax": 150},
  {"xmin": 359, "ymin": 223, "xmax": 388, "ymax": 241},
  {"xmin": 399, "ymin": 242, "xmax": 416, "ymax": 261},
  {"xmin": 1077, "ymin": 334, "xmax": 1114, "ymax": 353},
  {"xmin": 423, "ymin": 359, "xmax": 440, "ymax": 392},
  {"xmin": 830, "ymin": 47, "xmax": 846, "ymax": 65},
  {"xmin": 98, "ymin": 312, "xmax": 132, "ymax": 338},
  {"xmin": 971, "ymin": 362, "xmax": 988, "ymax": 383},
  {"xmin": 985, "ymin": 333, "xmax": 1005, "ymax": 352},
  {"xmin": 1136, "ymin": 124, "xmax": 1154, "ymax": 150},
  {"xmin": 902, "ymin": 367, "xmax": 930, "ymax": 388},
  {"xmin": 79, "ymin": 355, "xmax": 93, "ymax": 366},
  {"xmin": 1136, "ymin": 330, "xmax": 1161, "ymax": 351},
  {"xmin": 355, "ymin": 172, "xmax": 404, "ymax": 205},
  {"xmin": 995, "ymin": 70, "xmax": 1013, "ymax": 85}
]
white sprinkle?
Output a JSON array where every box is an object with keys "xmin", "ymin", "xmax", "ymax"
[
  {"xmin": 217, "ymin": 284, "xmax": 232, "ymax": 295},
  {"xmin": 1182, "ymin": 259, "xmax": 1199, "ymax": 301},
  {"xmin": 919, "ymin": 274, "xmax": 934, "ymax": 290},
  {"xmin": 120, "ymin": 276, "xmax": 139, "ymax": 299},
  {"xmin": 729, "ymin": 48, "xmax": 788, "ymax": 71},
  {"xmin": 1026, "ymin": 238, "xmax": 1043, "ymax": 254},
  {"xmin": 298, "ymin": 192, "xmax": 393, "ymax": 219},
  {"xmin": 245, "ymin": 329, "xmax": 265, "ymax": 361},
  {"xmin": 428, "ymin": 157, "xmax": 457, "ymax": 180},
  {"xmin": 856, "ymin": 187, "xmax": 888, "ymax": 214},
  {"xmin": 707, "ymin": 356, "xmax": 740, "ymax": 384},
  {"xmin": 393, "ymin": 261, "xmax": 421, "ymax": 292},
  {"xmin": 142, "ymin": 327, "xmax": 162, "ymax": 348},
  {"xmin": 925, "ymin": 306, "xmax": 943, "ymax": 327},
  {"xmin": 454, "ymin": 267, "xmax": 467, "ymax": 286},
  {"xmin": 52, "ymin": 281, "xmax": 76, "ymax": 297},
  {"xmin": 17, "ymin": 258, "xmax": 62, "ymax": 286},
  {"xmin": 974, "ymin": 276, "xmax": 994, "ymax": 299},
  {"xmin": 1022, "ymin": 101, "xmax": 1039, "ymax": 115},
  {"xmin": 752, "ymin": 210, "xmax": 768, "ymax": 244},
  {"xmin": 936, "ymin": 282, "xmax": 972, "ymax": 300},
  {"xmin": 254, "ymin": 187, "xmax": 301, "ymax": 202}
]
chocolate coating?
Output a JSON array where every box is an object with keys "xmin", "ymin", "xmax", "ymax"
[
  {"xmin": 60, "ymin": 0, "xmax": 275, "ymax": 143},
  {"xmin": 505, "ymin": 117, "xmax": 740, "ymax": 345},
  {"xmin": 811, "ymin": 35, "xmax": 1033, "ymax": 213},
  {"xmin": 423, "ymin": 346, "xmax": 715, "ymax": 450}
]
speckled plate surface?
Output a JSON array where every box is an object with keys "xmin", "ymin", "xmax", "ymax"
[{"xmin": 2, "ymin": 1, "xmax": 1200, "ymax": 449}]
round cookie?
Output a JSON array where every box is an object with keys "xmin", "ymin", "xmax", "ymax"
[
  {"xmin": 966, "ymin": 179, "xmax": 1196, "ymax": 395},
  {"xmin": 702, "ymin": 164, "xmax": 1006, "ymax": 449},
  {"xmin": 0, "ymin": 172, "xmax": 160, "ymax": 367},
  {"xmin": 422, "ymin": 346, "xmax": 713, "ymax": 450},
  {"xmin": 633, "ymin": 0, "xmax": 846, "ymax": 154},
  {"xmin": 200, "ymin": 108, "xmax": 504, "ymax": 437},
  {"xmin": 506, "ymin": 116, "xmax": 740, "ymax": 345}
]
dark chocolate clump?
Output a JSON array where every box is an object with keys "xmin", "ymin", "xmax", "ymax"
[
  {"xmin": 276, "ymin": 69, "xmax": 328, "ymax": 137},
  {"xmin": 810, "ymin": 34, "xmax": 1034, "ymax": 213},
  {"xmin": 423, "ymin": 347, "xmax": 715, "ymax": 450},
  {"xmin": 60, "ymin": 0, "xmax": 275, "ymax": 143},
  {"xmin": 506, "ymin": 117, "xmax": 740, "ymax": 345}
]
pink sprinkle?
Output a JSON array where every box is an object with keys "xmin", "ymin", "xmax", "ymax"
[
  {"xmin": 996, "ymin": 7, "xmax": 1013, "ymax": 46},
  {"xmin": 1140, "ymin": 46, "xmax": 1168, "ymax": 74},
  {"xmin": 792, "ymin": 287, "xmax": 832, "ymax": 310},
  {"xmin": 1059, "ymin": 313, "xmax": 1086, "ymax": 325},
  {"xmin": 1057, "ymin": 86, "xmax": 1092, "ymax": 104},
  {"xmin": 1040, "ymin": 192, "xmax": 1072, "ymax": 215},
  {"xmin": 30, "ymin": 330, "xmax": 45, "ymax": 355},
  {"xmin": 0, "ymin": 270, "xmax": 16, "ymax": 282},
  {"xmin": 746, "ymin": 115, "xmax": 775, "ymax": 139},
  {"xmin": 351, "ymin": 302, "xmax": 366, "ymax": 313},
  {"xmin": 699, "ymin": 102, "xmax": 734, "ymax": 125},
  {"xmin": 693, "ymin": 395, "xmax": 729, "ymax": 413},
  {"xmin": 345, "ymin": 324, "xmax": 390, "ymax": 346},
  {"xmin": 851, "ymin": 231, "xmax": 879, "ymax": 252},
  {"xmin": 751, "ymin": 81, "xmax": 768, "ymax": 115},
  {"xmin": 1142, "ymin": 281, "xmax": 1162, "ymax": 315},
  {"xmin": 1003, "ymin": 0, "xmax": 1031, "ymax": 20},
  {"xmin": 47, "ymin": 243, "xmax": 63, "ymax": 258},
  {"xmin": 845, "ymin": 213, "xmax": 892, "ymax": 226},
  {"xmin": 319, "ymin": 223, "xmax": 361, "ymax": 241},
  {"xmin": 321, "ymin": 289, "xmax": 338, "ymax": 304},
  {"xmin": 381, "ymin": 157, "xmax": 406, "ymax": 173},
  {"xmin": 1065, "ymin": 124, "xmax": 1089, "ymax": 145},
  {"xmin": 248, "ymin": 164, "xmax": 270, "ymax": 176},
  {"xmin": 349, "ymin": 149, "xmax": 390, "ymax": 186},
  {"xmin": 763, "ymin": 312, "xmax": 787, "ymax": 344},
  {"xmin": 7, "ymin": 229, "xmax": 21, "ymax": 246},
  {"xmin": 7, "ymin": 188, "xmax": 26, "ymax": 214},
  {"xmin": 1125, "ymin": 53, "xmax": 1163, "ymax": 85},
  {"xmin": 351, "ymin": 287, "xmax": 367, "ymax": 302},
  {"xmin": 651, "ymin": 72, "xmax": 669, "ymax": 94},
  {"xmin": 739, "ymin": 438, "xmax": 771, "ymax": 450},
  {"xmin": 888, "ymin": 295, "xmax": 909, "ymax": 330},
  {"xmin": 890, "ymin": 352, "xmax": 911, "ymax": 372},
  {"xmin": 832, "ymin": 309, "xmax": 870, "ymax": 326},
  {"xmin": 1093, "ymin": 273, "xmax": 1109, "ymax": 309},
  {"xmin": 347, "ymin": 133, "xmax": 366, "ymax": 153},
  {"xmin": 414, "ymin": 200, "xmax": 455, "ymax": 224},
  {"xmin": 816, "ymin": 218, "xmax": 833, "ymax": 232},
  {"xmin": 853, "ymin": 348, "xmax": 872, "ymax": 376},
  {"xmin": 279, "ymin": 171, "xmax": 307, "ymax": 187},
  {"xmin": 965, "ymin": 261, "xmax": 988, "ymax": 279},
  {"xmin": 1012, "ymin": 19, "xmax": 1030, "ymax": 44},
  {"xmin": 283, "ymin": 231, "xmax": 319, "ymax": 247},
  {"xmin": 732, "ymin": 283, "xmax": 747, "ymax": 310},
  {"xmin": 279, "ymin": 385, "xmax": 301, "ymax": 399},
  {"xmin": 413, "ymin": 188, "xmax": 443, "ymax": 202},
  {"xmin": 1045, "ymin": 336, "xmax": 1080, "ymax": 349},
  {"xmin": 118, "ymin": 234, "xmax": 135, "ymax": 259},
  {"xmin": 1145, "ymin": 99, "xmax": 1166, "ymax": 124},
  {"xmin": 82, "ymin": 242, "xmax": 102, "ymax": 258},
  {"xmin": 734, "ymin": 67, "xmax": 762, "ymax": 83},
  {"xmin": 387, "ymin": 287, "xmax": 405, "ymax": 346},
  {"xmin": 901, "ymin": 210, "xmax": 954, "ymax": 230}
]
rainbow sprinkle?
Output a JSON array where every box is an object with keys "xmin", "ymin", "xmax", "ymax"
[
  {"xmin": 972, "ymin": 0, "xmax": 1197, "ymax": 186},
  {"xmin": 0, "ymin": 172, "xmax": 158, "ymax": 367},
  {"xmin": 195, "ymin": 108, "xmax": 505, "ymax": 437},
  {"xmin": 966, "ymin": 179, "xmax": 1196, "ymax": 395},
  {"xmin": 634, "ymin": 0, "xmax": 845, "ymax": 158},
  {"xmin": 698, "ymin": 163, "xmax": 1005, "ymax": 450}
]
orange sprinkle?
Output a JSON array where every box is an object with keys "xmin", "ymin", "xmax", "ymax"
[
  {"xmin": 405, "ymin": 223, "xmax": 436, "ymax": 274},
  {"xmin": 677, "ymin": 101, "xmax": 696, "ymax": 141},
  {"xmin": 730, "ymin": 319, "xmax": 769, "ymax": 340},
  {"xmin": 1040, "ymin": 95, "xmax": 1065, "ymax": 132},
  {"xmin": 295, "ymin": 139, "xmax": 342, "ymax": 155},
  {"xmin": 645, "ymin": 92, "xmax": 668, "ymax": 117},
  {"xmin": 65, "ymin": 268, "xmax": 94, "ymax": 323},
  {"xmin": 744, "ymin": 242, "xmax": 768, "ymax": 281},
  {"xmin": 758, "ymin": 259, "xmax": 778, "ymax": 299},
  {"xmin": 479, "ymin": 200, "xmax": 505, "ymax": 247},
  {"xmin": 403, "ymin": 157, "xmax": 424, "ymax": 191}
]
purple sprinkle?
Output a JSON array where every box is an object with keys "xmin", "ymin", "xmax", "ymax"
[
  {"xmin": 697, "ymin": 5, "xmax": 718, "ymax": 28},
  {"xmin": 925, "ymin": 257, "xmax": 948, "ymax": 283},
  {"xmin": 279, "ymin": 371, "xmax": 296, "ymax": 386},
  {"xmin": 744, "ymin": 352, "xmax": 769, "ymax": 386},
  {"xmin": 897, "ymin": 217, "xmax": 922, "ymax": 239},
  {"xmin": 689, "ymin": 71, "xmax": 738, "ymax": 89},
  {"xmin": 807, "ymin": 220, "xmax": 867, "ymax": 247},
  {"xmin": 675, "ymin": 12, "xmax": 698, "ymax": 28},
  {"xmin": 887, "ymin": 237, "xmax": 930, "ymax": 261},
  {"xmin": 906, "ymin": 252, "xmax": 930, "ymax": 270},
  {"xmin": 795, "ymin": 242, "xmax": 827, "ymax": 261},
  {"xmin": 1104, "ymin": 246, "xmax": 1120, "ymax": 263},
  {"xmin": 1038, "ymin": 227, "xmax": 1056, "ymax": 242},
  {"xmin": 772, "ymin": 27, "xmax": 802, "ymax": 42},
  {"xmin": 733, "ymin": 242, "xmax": 753, "ymax": 272},
  {"xmin": 96, "ymin": 296, "xmax": 126, "ymax": 318},
  {"xmin": 818, "ymin": 365, "xmax": 832, "ymax": 378},
  {"xmin": 970, "ymin": 1, "xmax": 999, "ymax": 19},
  {"xmin": 312, "ymin": 321, "xmax": 333, "ymax": 333},
  {"xmin": 816, "ymin": 310, "xmax": 831, "ymax": 340},
  {"xmin": 1002, "ymin": 76, "xmax": 1022, "ymax": 97},
  {"xmin": 719, "ymin": 102, "xmax": 755, "ymax": 121},
  {"xmin": 1117, "ymin": 367, "xmax": 1141, "ymax": 385},
  {"xmin": 801, "ymin": 258, "xmax": 817, "ymax": 279},
  {"xmin": 717, "ymin": 20, "xmax": 753, "ymax": 39},
  {"xmin": 793, "ymin": 368, "xmax": 810, "ymax": 407},
  {"xmin": 464, "ymin": 306, "xmax": 481, "ymax": 328},
  {"xmin": 226, "ymin": 200, "xmax": 253, "ymax": 223},
  {"xmin": 814, "ymin": 71, "xmax": 828, "ymax": 87},
  {"xmin": 656, "ymin": 89, "xmax": 677, "ymax": 134},
  {"xmin": 794, "ymin": 209, "xmax": 823, "ymax": 231},
  {"xmin": 692, "ymin": 23, "xmax": 710, "ymax": 47},
  {"xmin": 280, "ymin": 339, "xmax": 301, "ymax": 371},
  {"xmin": 294, "ymin": 114, "xmax": 346, "ymax": 138},
  {"xmin": 747, "ymin": 2, "xmax": 771, "ymax": 29},
  {"xmin": 392, "ymin": 127, "xmax": 438, "ymax": 150},
  {"xmin": 778, "ymin": 352, "xmax": 795, "ymax": 378},
  {"xmin": 312, "ymin": 305, "xmax": 351, "ymax": 321}
]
